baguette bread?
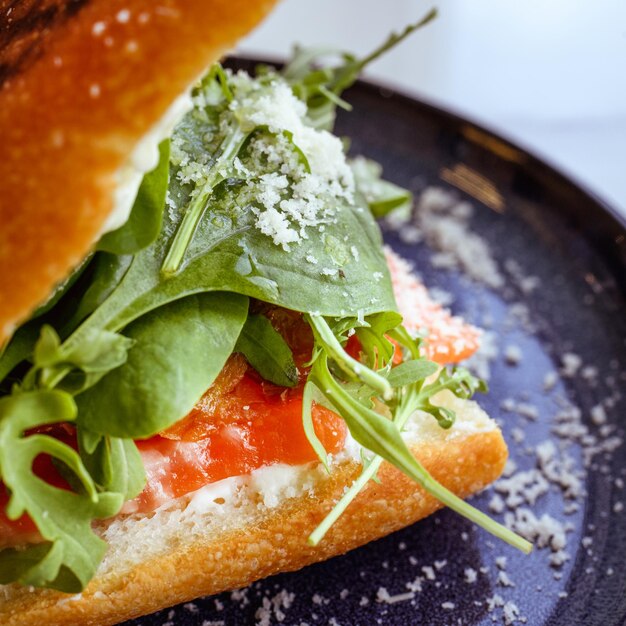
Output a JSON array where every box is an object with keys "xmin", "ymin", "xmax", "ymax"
[
  {"xmin": 0, "ymin": 0, "xmax": 276, "ymax": 342},
  {"xmin": 0, "ymin": 394, "xmax": 507, "ymax": 626}
]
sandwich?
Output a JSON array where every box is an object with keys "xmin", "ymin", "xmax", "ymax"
[{"xmin": 0, "ymin": 2, "xmax": 532, "ymax": 624}]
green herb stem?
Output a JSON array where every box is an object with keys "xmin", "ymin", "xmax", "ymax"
[
  {"xmin": 317, "ymin": 85, "xmax": 353, "ymax": 111},
  {"xmin": 160, "ymin": 180, "xmax": 219, "ymax": 277},
  {"xmin": 306, "ymin": 314, "xmax": 393, "ymax": 400},
  {"xmin": 310, "ymin": 385, "xmax": 419, "ymax": 544},
  {"xmin": 308, "ymin": 453, "xmax": 381, "ymax": 545},
  {"xmin": 161, "ymin": 126, "xmax": 249, "ymax": 277},
  {"xmin": 308, "ymin": 351, "xmax": 532, "ymax": 554},
  {"xmin": 302, "ymin": 382, "xmax": 330, "ymax": 472},
  {"xmin": 356, "ymin": 9, "xmax": 438, "ymax": 72},
  {"xmin": 411, "ymin": 463, "xmax": 533, "ymax": 554}
]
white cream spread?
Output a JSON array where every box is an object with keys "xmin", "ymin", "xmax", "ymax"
[{"xmin": 102, "ymin": 91, "xmax": 194, "ymax": 234}]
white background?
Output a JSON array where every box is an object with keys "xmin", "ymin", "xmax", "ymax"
[{"xmin": 239, "ymin": 0, "xmax": 626, "ymax": 215}]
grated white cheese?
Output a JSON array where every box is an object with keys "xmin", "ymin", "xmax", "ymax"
[
  {"xmin": 591, "ymin": 404, "xmax": 607, "ymax": 425},
  {"xmin": 464, "ymin": 330, "xmax": 498, "ymax": 381},
  {"xmin": 504, "ymin": 258, "xmax": 540, "ymax": 294},
  {"xmin": 489, "ymin": 493, "xmax": 505, "ymax": 514},
  {"xmin": 216, "ymin": 76, "xmax": 356, "ymax": 250},
  {"xmin": 254, "ymin": 590, "xmax": 294, "ymax": 626},
  {"xmin": 504, "ymin": 508, "xmax": 569, "ymax": 552},
  {"xmin": 376, "ymin": 587, "xmax": 415, "ymax": 604},
  {"xmin": 464, "ymin": 568, "xmax": 478, "ymax": 584},
  {"xmin": 495, "ymin": 469, "xmax": 549, "ymax": 507},
  {"xmin": 543, "ymin": 371, "xmax": 559, "ymax": 391},
  {"xmin": 495, "ymin": 556, "xmax": 507, "ymax": 570},
  {"xmin": 502, "ymin": 601, "xmax": 524, "ymax": 625},
  {"xmin": 390, "ymin": 187, "xmax": 505, "ymax": 288},
  {"xmin": 405, "ymin": 576, "xmax": 423, "ymax": 593},
  {"xmin": 560, "ymin": 352, "xmax": 582, "ymax": 378}
]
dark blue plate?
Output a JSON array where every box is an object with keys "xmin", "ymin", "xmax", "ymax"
[{"xmin": 124, "ymin": 58, "xmax": 626, "ymax": 626}]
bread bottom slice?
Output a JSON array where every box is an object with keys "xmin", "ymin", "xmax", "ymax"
[{"xmin": 0, "ymin": 395, "xmax": 507, "ymax": 625}]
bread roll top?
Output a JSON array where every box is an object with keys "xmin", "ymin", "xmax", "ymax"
[{"xmin": 0, "ymin": 0, "xmax": 276, "ymax": 343}]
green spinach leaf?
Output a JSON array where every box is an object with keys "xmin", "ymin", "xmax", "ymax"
[
  {"xmin": 0, "ymin": 321, "xmax": 42, "ymax": 385},
  {"xmin": 235, "ymin": 314, "xmax": 298, "ymax": 387},
  {"xmin": 59, "ymin": 191, "xmax": 395, "ymax": 359},
  {"xmin": 76, "ymin": 292, "xmax": 248, "ymax": 438},
  {"xmin": 61, "ymin": 252, "xmax": 133, "ymax": 336}
]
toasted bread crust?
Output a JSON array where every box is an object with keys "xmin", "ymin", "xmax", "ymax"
[
  {"xmin": 0, "ymin": 0, "xmax": 275, "ymax": 342},
  {"xmin": 0, "ymin": 429, "xmax": 507, "ymax": 625}
]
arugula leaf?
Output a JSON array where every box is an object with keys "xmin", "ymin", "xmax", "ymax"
[
  {"xmin": 386, "ymin": 359, "xmax": 438, "ymax": 388},
  {"xmin": 421, "ymin": 366, "xmax": 488, "ymax": 402},
  {"xmin": 199, "ymin": 63, "xmax": 234, "ymax": 104},
  {"xmin": 417, "ymin": 366, "xmax": 488, "ymax": 429},
  {"xmin": 0, "ymin": 254, "xmax": 133, "ymax": 387},
  {"xmin": 97, "ymin": 140, "xmax": 171, "ymax": 255},
  {"xmin": 281, "ymin": 9, "xmax": 437, "ymax": 130},
  {"xmin": 76, "ymin": 292, "xmax": 248, "ymax": 438},
  {"xmin": 307, "ymin": 314, "xmax": 392, "ymax": 399},
  {"xmin": 310, "ymin": 353, "xmax": 409, "ymax": 459},
  {"xmin": 305, "ymin": 317, "xmax": 532, "ymax": 555},
  {"xmin": 354, "ymin": 310, "xmax": 403, "ymax": 369},
  {"xmin": 78, "ymin": 428, "xmax": 145, "ymax": 500},
  {"xmin": 0, "ymin": 391, "xmax": 122, "ymax": 591},
  {"xmin": 351, "ymin": 157, "xmax": 413, "ymax": 219},
  {"xmin": 25, "ymin": 325, "xmax": 134, "ymax": 395},
  {"xmin": 235, "ymin": 314, "xmax": 298, "ymax": 387}
]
